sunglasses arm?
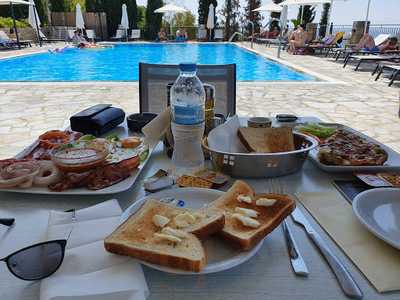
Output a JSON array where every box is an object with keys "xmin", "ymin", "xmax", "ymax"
[{"xmin": 0, "ymin": 218, "xmax": 15, "ymax": 227}]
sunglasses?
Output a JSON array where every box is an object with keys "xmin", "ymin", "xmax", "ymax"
[{"xmin": 0, "ymin": 210, "xmax": 75, "ymax": 281}]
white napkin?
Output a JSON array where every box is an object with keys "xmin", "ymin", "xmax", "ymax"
[{"xmin": 40, "ymin": 200, "xmax": 149, "ymax": 300}]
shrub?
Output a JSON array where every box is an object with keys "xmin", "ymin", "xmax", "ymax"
[{"xmin": 0, "ymin": 17, "xmax": 29, "ymax": 29}]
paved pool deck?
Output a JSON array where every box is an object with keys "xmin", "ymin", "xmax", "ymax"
[{"xmin": 0, "ymin": 41, "xmax": 399, "ymax": 159}]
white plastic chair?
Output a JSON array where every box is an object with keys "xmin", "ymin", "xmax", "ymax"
[
  {"xmin": 130, "ymin": 29, "xmax": 140, "ymax": 40},
  {"xmin": 67, "ymin": 29, "xmax": 75, "ymax": 40},
  {"xmin": 112, "ymin": 29, "xmax": 126, "ymax": 40},
  {"xmin": 197, "ymin": 28, "xmax": 207, "ymax": 40},
  {"xmin": 86, "ymin": 29, "xmax": 96, "ymax": 41},
  {"xmin": 214, "ymin": 29, "xmax": 224, "ymax": 41}
]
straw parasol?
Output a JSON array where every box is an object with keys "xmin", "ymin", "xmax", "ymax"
[
  {"xmin": 121, "ymin": 3, "xmax": 129, "ymax": 41},
  {"xmin": 0, "ymin": 0, "xmax": 31, "ymax": 49},
  {"xmin": 154, "ymin": 3, "xmax": 188, "ymax": 36}
]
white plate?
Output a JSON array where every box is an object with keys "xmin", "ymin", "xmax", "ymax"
[
  {"xmin": 353, "ymin": 188, "xmax": 400, "ymax": 250},
  {"xmin": 0, "ymin": 125, "xmax": 153, "ymax": 195},
  {"xmin": 307, "ymin": 123, "xmax": 400, "ymax": 173},
  {"xmin": 121, "ymin": 188, "xmax": 265, "ymax": 274}
]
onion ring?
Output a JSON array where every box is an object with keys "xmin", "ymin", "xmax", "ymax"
[
  {"xmin": 33, "ymin": 161, "xmax": 62, "ymax": 187},
  {"xmin": 0, "ymin": 161, "xmax": 40, "ymax": 188},
  {"xmin": 39, "ymin": 130, "xmax": 70, "ymax": 149}
]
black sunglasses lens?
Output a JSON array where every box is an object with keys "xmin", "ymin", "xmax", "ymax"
[{"xmin": 7, "ymin": 242, "xmax": 64, "ymax": 280}]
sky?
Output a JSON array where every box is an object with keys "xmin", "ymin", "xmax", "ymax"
[{"xmin": 136, "ymin": 0, "xmax": 400, "ymax": 25}]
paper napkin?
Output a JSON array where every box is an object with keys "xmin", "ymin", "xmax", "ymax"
[{"xmin": 40, "ymin": 199, "xmax": 149, "ymax": 300}]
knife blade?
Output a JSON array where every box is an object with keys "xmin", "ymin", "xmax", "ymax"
[
  {"xmin": 291, "ymin": 208, "xmax": 363, "ymax": 300},
  {"xmin": 282, "ymin": 219, "xmax": 309, "ymax": 276}
]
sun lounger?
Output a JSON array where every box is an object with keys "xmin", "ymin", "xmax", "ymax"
[
  {"xmin": 129, "ymin": 29, "xmax": 140, "ymax": 40},
  {"xmin": 0, "ymin": 30, "xmax": 31, "ymax": 48},
  {"xmin": 374, "ymin": 62, "xmax": 400, "ymax": 86},
  {"xmin": 39, "ymin": 30, "xmax": 66, "ymax": 43},
  {"xmin": 111, "ymin": 29, "xmax": 126, "ymax": 41},
  {"xmin": 307, "ymin": 32, "xmax": 345, "ymax": 56},
  {"xmin": 344, "ymin": 53, "xmax": 400, "ymax": 70},
  {"xmin": 197, "ymin": 28, "xmax": 207, "ymax": 41},
  {"xmin": 214, "ymin": 29, "xmax": 224, "ymax": 41},
  {"xmin": 85, "ymin": 30, "xmax": 96, "ymax": 41}
]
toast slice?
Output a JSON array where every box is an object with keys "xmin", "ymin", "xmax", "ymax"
[
  {"xmin": 209, "ymin": 180, "xmax": 296, "ymax": 250},
  {"xmin": 104, "ymin": 199, "xmax": 225, "ymax": 272},
  {"xmin": 238, "ymin": 127, "xmax": 295, "ymax": 153}
]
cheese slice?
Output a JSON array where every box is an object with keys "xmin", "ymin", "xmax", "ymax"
[
  {"xmin": 152, "ymin": 214, "xmax": 170, "ymax": 228},
  {"xmin": 235, "ymin": 207, "xmax": 259, "ymax": 218},
  {"xmin": 256, "ymin": 198, "xmax": 277, "ymax": 207},
  {"xmin": 154, "ymin": 233, "xmax": 182, "ymax": 243}
]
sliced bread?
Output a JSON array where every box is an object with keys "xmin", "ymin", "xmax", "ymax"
[
  {"xmin": 209, "ymin": 180, "xmax": 296, "ymax": 250},
  {"xmin": 104, "ymin": 199, "xmax": 225, "ymax": 272}
]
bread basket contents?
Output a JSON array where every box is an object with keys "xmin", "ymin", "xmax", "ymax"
[
  {"xmin": 237, "ymin": 127, "xmax": 295, "ymax": 153},
  {"xmin": 104, "ymin": 180, "xmax": 295, "ymax": 272},
  {"xmin": 0, "ymin": 132, "xmax": 148, "ymax": 192}
]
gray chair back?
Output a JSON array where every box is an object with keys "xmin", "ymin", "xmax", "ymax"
[{"xmin": 139, "ymin": 63, "xmax": 236, "ymax": 117}]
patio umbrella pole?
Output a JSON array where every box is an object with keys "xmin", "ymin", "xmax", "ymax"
[
  {"xmin": 10, "ymin": 2, "xmax": 20, "ymax": 49},
  {"xmin": 33, "ymin": 4, "xmax": 42, "ymax": 47},
  {"xmin": 364, "ymin": 0, "xmax": 371, "ymax": 34}
]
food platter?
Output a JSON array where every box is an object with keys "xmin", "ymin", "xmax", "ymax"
[
  {"xmin": 0, "ymin": 125, "xmax": 154, "ymax": 195},
  {"xmin": 302, "ymin": 123, "xmax": 400, "ymax": 173},
  {"xmin": 120, "ymin": 188, "xmax": 265, "ymax": 275}
]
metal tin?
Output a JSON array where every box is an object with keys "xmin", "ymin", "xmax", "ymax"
[{"xmin": 202, "ymin": 132, "xmax": 318, "ymax": 178}]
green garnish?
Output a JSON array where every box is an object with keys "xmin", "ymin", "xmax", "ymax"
[
  {"xmin": 58, "ymin": 143, "xmax": 75, "ymax": 150},
  {"xmin": 139, "ymin": 147, "xmax": 149, "ymax": 162},
  {"xmin": 106, "ymin": 134, "xmax": 120, "ymax": 142},
  {"xmin": 297, "ymin": 124, "xmax": 336, "ymax": 139},
  {"xmin": 78, "ymin": 134, "xmax": 96, "ymax": 142}
]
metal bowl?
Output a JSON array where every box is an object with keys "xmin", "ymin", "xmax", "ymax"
[{"xmin": 202, "ymin": 132, "xmax": 318, "ymax": 178}]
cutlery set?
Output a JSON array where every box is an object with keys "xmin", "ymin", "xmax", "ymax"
[{"xmin": 267, "ymin": 178, "xmax": 363, "ymax": 299}]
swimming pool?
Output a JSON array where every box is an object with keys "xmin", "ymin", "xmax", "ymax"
[{"xmin": 0, "ymin": 43, "xmax": 315, "ymax": 81}]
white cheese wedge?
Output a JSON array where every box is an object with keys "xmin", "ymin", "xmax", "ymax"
[
  {"xmin": 162, "ymin": 227, "xmax": 187, "ymax": 238},
  {"xmin": 232, "ymin": 213, "xmax": 260, "ymax": 228},
  {"xmin": 237, "ymin": 194, "xmax": 252, "ymax": 204},
  {"xmin": 256, "ymin": 198, "xmax": 277, "ymax": 207},
  {"xmin": 152, "ymin": 214, "xmax": 170, "ymax": 228},
  {"xmin": 154, "ymin": 233, "xmax": 182, "ymax": 243},
  {"xmin": 235, "ymin": 207, "xmax": 259, "ymax": 218},
  {"xmin": 174, "ymin": 212, "xmax": 196, "ymax": 228}
]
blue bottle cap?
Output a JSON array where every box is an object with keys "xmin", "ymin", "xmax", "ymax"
[{"xmin": 179, "ymin": 63, "xmax": 197, "ymax": 72}]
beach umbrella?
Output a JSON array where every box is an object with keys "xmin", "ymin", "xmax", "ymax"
[
  {"xmin": 0, "ymin": 0, "xmax": 31, "ymax": 49},
  {"xmin": 253, "ymin": 3, "xmax": 283, "ymax": 13},
  {"xmin": 277, "ymin": 5, "xmax": 288, "ymax": 58},
  {"xmin": 206, "ymin": 3, "xmax": 215, "ymax": 41},
  {"xmin": 154, "ymin": 3, "xmax": 187, "ymax": 36},
  {"xmin": 28, "ymin": 0, "xmax": 41, "ymax": 46},
  {"xmin": 120, "ymin": 3, "xmax": 129, "ymax": 41},
  {"xmin": 75, "ymin": 3, "xmax": 85, "ymax": 29}
]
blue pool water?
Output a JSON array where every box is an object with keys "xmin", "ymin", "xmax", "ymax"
[{"xmin": 0, "ymin": 43, "xmax": 315, "ymax": 81}]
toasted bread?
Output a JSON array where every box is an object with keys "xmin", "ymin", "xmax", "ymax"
[
  {"xmin": 176, "ymin": 175, "xmax": 214, "ymax": 189},
  {"xmin": 209, "ymin": 180, "xmax": 296, "ymax": 250},
  {"xmin": 104, "ymin": 199, "xmax": 225, "ymax": 272},
  {"xmin": 238, "ymin": 127, "xmax": 295, "ymax": 153}
]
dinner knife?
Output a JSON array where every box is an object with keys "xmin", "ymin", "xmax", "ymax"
[
  {"xmin": 291, "ymin": 208, "xmax": 363, "ymax": 300},
  {"xmin": 282, "ymin": 219, "xmax": 309, "ymax": 276}
]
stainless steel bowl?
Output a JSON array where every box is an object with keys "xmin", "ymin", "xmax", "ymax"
[{"xmin": 202, "ymin": 132, "xmax": 318, "ymax": 178}]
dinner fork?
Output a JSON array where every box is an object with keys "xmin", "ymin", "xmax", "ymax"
[{"xmin": 267, "ymin": 178, "xmax": 309, "ymax": 277}]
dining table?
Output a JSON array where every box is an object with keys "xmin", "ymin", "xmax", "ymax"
[{"xmin": 0, "ymin": 117, "xmax": 399, "ymax": 300}]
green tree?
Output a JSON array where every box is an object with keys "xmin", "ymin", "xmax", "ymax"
[
  {"xmin": 198, "ymin": 0, "xmax": 217, "ymax": 25},
  {"xmin": 137, "ymin": 5, "xmax": 146, "ymax": 30},
  {"xmin": 319, "ymin": 3, "xmax": 330, "ymax": 37},
  {"xmin": 172, "ymin": 11, "xmax": 195, "ymax": 27},
  {"xmin": 0, "ymin": 0, "xmax": 46, "ymax": 24},
  {"xmin": 244, "ymin": 0, "xmax": 262, "ymax": 35},
  {"xmin": 49, "ymin": 0, "xmax": 67, "ymax": 12},
  {"xmin": 297, "ymin": 5, "xmax": 315, "ymax": 26},
  {"xmin": 220, "ymin": 0, "xmax": 240, "ymax": 40},
  {"xmin": 145, "ymin": 0, "xmax": 162, "ymax": 39}
]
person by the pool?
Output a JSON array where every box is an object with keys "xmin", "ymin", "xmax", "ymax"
[
  {"xmin": 354, "ymin": 32, "xmax": 376, "ymax": 51},
  {"xmin": 288, "ymin": 25, "xmax": 308, "ymax": 54},
  {"xmin": 156, "ymin": 28, "xmax": 167, "ymax": 41},
  {"xmin": 175, "ymin": 29, "xmax": 188, "ymax": 42},
  {"xmin": 72, "ymin": 29, "xmax": 89, "ymax": 48}
]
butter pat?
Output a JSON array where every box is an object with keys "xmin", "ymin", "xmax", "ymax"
[
  {"xmin": 174, "ymin": 212, "xmax": 196, "ymax": 228},
  {"xmin": 154, "ymin": 233, "xmax": 182, "ymax": 243},
  {"xmin": 152, "ymin": 214, "xmax": 170, "ymax": 228},
  {"xmin": 233, "ymin": 213, "xmax": 260, "ymax": 228},
  {"xmin": 256, "ymin": 198, "xmax": 277, "ymax": 207},
  {"xmin": 237, "ymin": 194, "xmax": 252, "ymax": 204},
  {"xmin": 162, "ymin": 227, "xmax": 187, "ymax": 238},
  {"xmin": 235, "ymin": 207, "xmax": 259, "ymax": 218}
]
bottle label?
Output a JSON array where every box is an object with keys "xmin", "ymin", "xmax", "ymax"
[{"xmin": 173, "ymin": 104, "xmax": 204, "ymax": 125}]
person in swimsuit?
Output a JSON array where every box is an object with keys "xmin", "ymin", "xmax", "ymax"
[{"xmin": 288, "ymin": 25, "xmax": 308, "ymax": 54}]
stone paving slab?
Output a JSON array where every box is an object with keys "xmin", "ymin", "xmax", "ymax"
[{"xmin": 0, "ymin": 42, "xmax": 399, "ymax": 159}]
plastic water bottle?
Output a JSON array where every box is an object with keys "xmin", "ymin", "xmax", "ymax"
[{"xmin": 170, "ymin": 63, "xmax": 205, "ymax": 175}]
